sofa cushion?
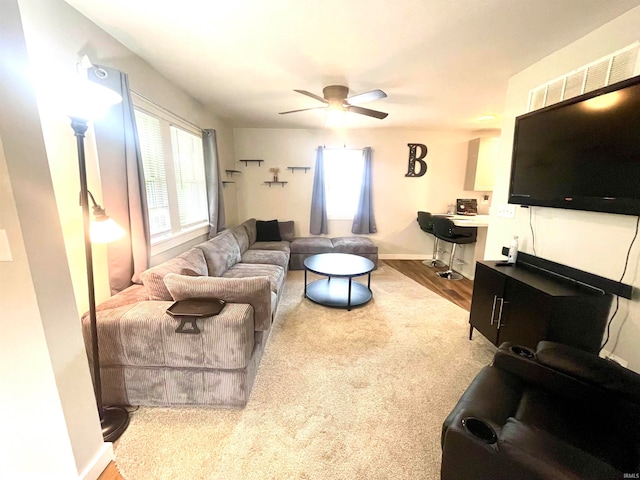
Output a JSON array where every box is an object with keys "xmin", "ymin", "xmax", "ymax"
[
  {"xmin": 290, "ymin": 237, "xmax": 334, "ymax": 254},
  {"xmin": 256, "ymin": 219, "xmax": 281, "ymax": 242},
  {"xmin": 278, "ymin": 220, "xmax": 295, "ymax": 242},
  {"xmin": 141, "ymin": 248, "xmax": 208, "ymax": 301},
  {"xmin": 241, "ymin": 249, "xmax": 289, "ymax": 269},
  {"xmin": 222, "ymin": 263, "xmax": 285, "ymax": 295},
  {"xmin": 195, "ymin": 230, "xmax": 241, "ymax": 277},
  {"xmin": 331, "ymin": 236, "xmax": 378, "ymax": 254},
  {"xmin": 164, "ymin": 273, "xmax": 272, "ymax": 331},
  {"xmin": 249, "ymin": 241, "xmax": 291, "ymax": 253},
  {"xmin": 241, "ymin": 218, "xmax": 257, "ymax": 245},
  {"xmin": 95, "ymin": 284, "xmax": 149, "ymax": 313},
  {"xmin": 229, "ymin": 224, "xmax": 250, "ymax": 253},
  {"xmin": 499, "ymin": 418, "xmax": 620, "ymax": 480},
  {"xmin": 536, "ymin": 341, "xmax": 640, "ymax": 406}
]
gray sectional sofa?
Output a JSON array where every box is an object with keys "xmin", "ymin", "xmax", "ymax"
[{"xmin": 83, "ymin": 218, "xmax": 377, "ymax": 408}]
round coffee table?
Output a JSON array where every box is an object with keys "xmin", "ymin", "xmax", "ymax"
[{"xmin": 303, "ymin": 253, "xmax": 374, "ymax": 310}]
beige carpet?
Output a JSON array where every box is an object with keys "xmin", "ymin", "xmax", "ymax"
[{"xmin": 114, "ymin": 264, "xmax": 496, "ymax": 480}]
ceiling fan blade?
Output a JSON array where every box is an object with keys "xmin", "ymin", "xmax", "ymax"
[
  {"xmin": 347, "ymin": 89, "xmax": 387, "ymax": 105},
  {"xmin": 279, "ymin": 106, "xmax": 326, "ymax": 115},
  {"xmin": 347, "ymin": 105, "xmax": 388, "ymax": 119},
  {"xmin": 293, "ymin": 89, "xmax": 329, "ymax": 104}
]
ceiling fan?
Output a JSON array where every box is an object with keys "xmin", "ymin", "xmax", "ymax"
[{"xmin": 279, "ymin": 85, "xmax": 388, "ymax": 119}]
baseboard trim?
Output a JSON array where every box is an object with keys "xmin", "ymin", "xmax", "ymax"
[
  {"xmin": 379, "ymin": 254, "xmax": 430, "ymax": 260},
  {"xmin": 80, "ymin": 443, "xmax": 114, "ymax": 480}
]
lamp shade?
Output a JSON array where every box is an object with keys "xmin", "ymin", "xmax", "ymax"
[
  {"xmin": 90, "ymin": 216, "xmax": 125, "ymax": 244},
  {"xmin": 66, "ymin": 78, "xmax": 122, "ymax": 121}
]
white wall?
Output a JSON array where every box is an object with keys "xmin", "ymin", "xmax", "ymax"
[
  {"xmin": 17, "ymin": 0, "xmax": 238, "ymax": 311},
  {"xmin": 233, "ymin": 127, "xmax": 493, "ymax": 278},
  {"xmin": 486, "ymin": 6, "xmax": 640, "ymax": 372},
  {"xmin": 0, "ymin": 2, "xmax": 110, "ymax": 478},
  {"xmin": 0, "ymin": 0, "xmax": 238, "ymax": 477}
]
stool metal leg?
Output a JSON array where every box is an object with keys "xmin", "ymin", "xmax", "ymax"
[
  {"xmin": 437, "ymin": 242, "xmax": 463, "ymax": 281},
  {"xmin": 422, "ymin": 237, "xmax": 447, "ymax": 268}
]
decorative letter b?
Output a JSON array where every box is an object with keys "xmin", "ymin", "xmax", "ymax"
[{"xmin": 405, "ymin": 143, "xmax": 428, "ymax": 177}]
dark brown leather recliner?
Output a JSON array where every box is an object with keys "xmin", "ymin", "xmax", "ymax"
[{"xmin": 441, "ymin": 341, "xmax": 640, "ymax": 479}]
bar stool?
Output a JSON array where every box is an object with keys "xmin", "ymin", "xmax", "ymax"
[
  {"xmin": 416, "ymin": 211, "xmax": 446, "ymax": 268},
  {"xmin": 432, "ymin": 216, "xmax": 477, "ymax": 280}
]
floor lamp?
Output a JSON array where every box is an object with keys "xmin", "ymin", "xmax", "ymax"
[{"xmin": 68, "ymin": 78, "xmax": 130, "ymax": 442}]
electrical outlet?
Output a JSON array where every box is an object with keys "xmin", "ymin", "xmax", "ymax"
[{"xmin": 497, "ymin": 204, "xmax": 515, "ymax": 218}]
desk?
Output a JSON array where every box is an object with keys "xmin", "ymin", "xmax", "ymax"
[{"xmin": 437, "ymin": 215, "xmax": 491, "ymax": 280}]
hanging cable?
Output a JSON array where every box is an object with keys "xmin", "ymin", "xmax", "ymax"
[
  {"xmin": 600, "ymin": 215, "xmax": 640, "ymax": 352},
  {"xmin": 529, "ymin": 207, "xmax": 537, "ymax": 256}
]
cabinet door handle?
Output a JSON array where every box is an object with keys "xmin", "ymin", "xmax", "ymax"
[
  {"xmin": 490, "ymin": 295, "xmax": 498, "ymax": 325},
  {"xmin": 497, "ymin": 299, "xmax": 506, "ymax": 329}
]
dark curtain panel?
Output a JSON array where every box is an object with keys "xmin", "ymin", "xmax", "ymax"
[
  {"xmin": 309, "ymin": 146, "xmax": 328, "ymax": 235},
  {"xmin": 89, "ymin": 65, "xmax": 150, "ymax": 293},
  {"xmin": 202, "ymin": 129, "xmax": 226, "ymax": 238},
  {"xmin": 352, "ymin": 147, "xmax": 377, "ymax": 234}
]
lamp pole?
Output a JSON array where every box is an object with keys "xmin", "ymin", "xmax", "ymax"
[{"xmin": 71, "ymin": 117, "xmax": 129, "ymax": 442}]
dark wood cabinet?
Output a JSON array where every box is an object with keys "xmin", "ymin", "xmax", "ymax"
[{"xmin": 469, "ymin": 260, "xmax": 613, "ymax": 353}]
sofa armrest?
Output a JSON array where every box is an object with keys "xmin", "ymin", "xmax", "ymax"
[
  {"xmin": 442, "ymin": 365, "xmax": 524, "ymax": 448},
  {"xmin": 86, "ymin": 300, "xmax": 255, "ymax": 370},
  {"xmin": 164, "ymin": 273, "xmax": 272, "ymax": 331}
]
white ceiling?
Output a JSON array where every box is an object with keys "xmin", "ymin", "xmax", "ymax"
[{"xmin": 64, "ymin": 0, "xmax": 640, "ymax": 131}]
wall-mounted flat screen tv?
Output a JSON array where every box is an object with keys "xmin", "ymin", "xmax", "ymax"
[{"xmin": 509, "ymin": 74, "xmax": 640, "ymax": 216}]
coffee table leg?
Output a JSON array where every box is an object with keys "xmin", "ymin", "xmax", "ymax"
[
  {"xmin": 367, "ymin": 272, "xmax": 371, "ymax": 290},
  {"xmin": 347, "ymin": 277, "xmax": 353, "ymax": 311},
  {"xmin": 304, "ymin": 269, "xmax": 307, "ymax": 298}
]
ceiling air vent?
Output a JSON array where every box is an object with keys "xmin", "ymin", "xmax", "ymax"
[{"xmin": 528, "ymin": 42, "xmax": 639, "ymax": 111}]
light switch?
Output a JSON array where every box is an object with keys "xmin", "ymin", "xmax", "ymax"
[
  {"xmin": 497, "ymin": 204, "xmax": 516, "ymax": 218},
  {"xmin": 0, "ymin": 230, "xmax": 13, "ymax": 261}
]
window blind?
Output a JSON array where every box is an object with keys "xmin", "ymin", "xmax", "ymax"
[{"xmin": 170, "ymin": 126, "xmax": 208, "ymax": 228}]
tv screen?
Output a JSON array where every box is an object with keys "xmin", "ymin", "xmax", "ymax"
[{"xmin": 509, "ymin": 74, "xmax": 640, "ymax": 216}]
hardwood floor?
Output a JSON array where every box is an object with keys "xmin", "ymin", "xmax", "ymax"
[
  {"xmin": 96, "ymin": 260, "xmax": 472, "ymax": 480},
  {"xmin": 382, "ymin": 259, "xmax": 474, "ymax": 311},
  {"xmin": 98, "ymin": 461, "xmax": 124, "ymax": 480}
]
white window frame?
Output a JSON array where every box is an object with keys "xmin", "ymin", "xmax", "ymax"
[
  {"xmin": 323, "ymin": 148, "xmax": 364, "ymax": 220},
  {"xmin": 132, "ymin": 93, "xmax": 209, "ymax": 255}
]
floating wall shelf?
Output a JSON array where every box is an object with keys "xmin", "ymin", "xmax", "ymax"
[
  {"xmin": 264, "ymin": 181, "xmax": 288, "ymax": 188},
  {"xmin": 225, "ymin": 169, "xmax": 242, "ymax": 177},
  {"xmin": 287, "ymin": 166, "xmax": 311, "ymax": 173},
  {"xmin": 221, "ymin": 181, "xmax": 235, "ymax": 187},
  {"xmin": 239, "ymin": 159, "xmax": 263, "ymax": 166}
]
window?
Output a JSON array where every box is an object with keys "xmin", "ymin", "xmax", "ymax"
[
  {"xmin": 323, "ymin": 148, "xmax": 364, "ymax": 219},
  {"xmin": 133, "ymin": 94, "xmax": 208, "ymax": 246}
]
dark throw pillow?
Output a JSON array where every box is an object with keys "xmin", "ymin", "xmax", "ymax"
[{"xmin": 256, "ymin": 219, "xmax": 282, "ymax": 242}]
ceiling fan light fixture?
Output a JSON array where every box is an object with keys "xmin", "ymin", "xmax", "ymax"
[{"xmin": 325, "ymin": 104, "xmax": 346, "ymax": 127}]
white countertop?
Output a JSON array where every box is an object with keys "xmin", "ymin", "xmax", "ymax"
[{"xmin": 440, "ymin": 214, "xmax": 491, "ymax": 227}]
